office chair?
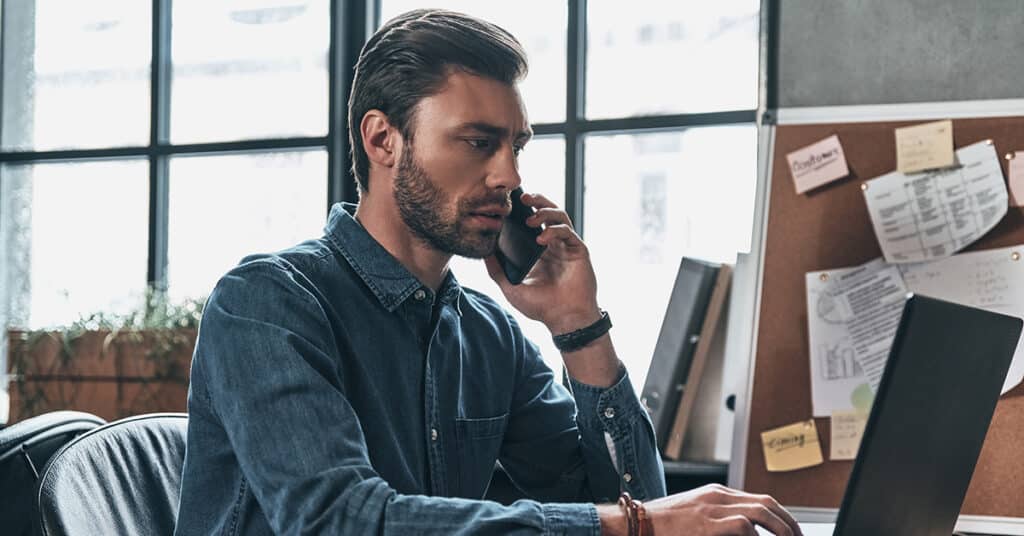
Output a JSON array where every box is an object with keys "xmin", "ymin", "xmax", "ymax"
[
  {"xmin": 35, "ymin": 413, "xmax": 188, "ymax": 536},
  {"xmin": 0, "ymin": 411, "xmax": 106, "ymax": 536}
]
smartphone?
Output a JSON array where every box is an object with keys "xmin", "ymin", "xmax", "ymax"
[{"xmin": 495, "ymin": 188, "xmax": 547, "ymax": 285}]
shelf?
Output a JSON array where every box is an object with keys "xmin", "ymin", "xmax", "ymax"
[{"xmin": 662, "ymin": 460, "xmax": 728, "ymax": 478}]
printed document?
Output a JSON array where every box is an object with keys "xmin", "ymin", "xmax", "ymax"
[
  {"xmin": 863, "ymin": 140, "xmax": 1008, "ymax": 264},
  {"xmin": 798, "ymin": 262, "xmax": 880, "ymax": 418}
]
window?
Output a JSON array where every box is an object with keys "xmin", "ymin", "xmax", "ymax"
[
  {"xmin": 1, "ymin": 1, "xmax": 760, "ymax": 394},
  {"xmin": 0, "ymin": 1, "xmax": 353, "ymax": 379},
  {"xmin": 378, "ymin": 1, "xmax": 761, "ymax": 388}
]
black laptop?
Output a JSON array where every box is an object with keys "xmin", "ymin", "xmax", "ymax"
[{"xmin": 760, "ymin": 294, "xmax": 1022, "ymax": 536}]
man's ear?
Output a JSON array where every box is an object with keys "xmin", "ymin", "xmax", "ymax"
[{"xmin": 361, "ymin": 110, "xmax": 398, "ymax": 169}]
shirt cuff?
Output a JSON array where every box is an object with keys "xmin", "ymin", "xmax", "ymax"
[
  {"xmin": 542, "ymin": 503, "xmax": 601, "ymax": 536},
  {"xmin": 567, "ymin": 368, "xmax": 647, "ymax": 440}
]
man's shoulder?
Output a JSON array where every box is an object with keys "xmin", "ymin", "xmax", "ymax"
[{"xmin": 215, "ymin": 238, "xmax": 339, "ymax": 298}]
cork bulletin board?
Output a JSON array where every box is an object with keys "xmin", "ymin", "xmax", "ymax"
[{"xmin": 742, "ymin": 116, "xmax": 1024, "ymax": 516}]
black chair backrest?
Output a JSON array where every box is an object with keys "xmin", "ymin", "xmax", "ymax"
[
  {"xmin": 0, "ymin": 411, "xmax": 106, "ymax": 536},
  {"xmin": 35, "ymin": 413, "xmax": 188, "ymax": 536}
]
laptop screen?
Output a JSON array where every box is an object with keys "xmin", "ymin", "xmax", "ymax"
[{"xmin": 832, "ymin": 294, "xmax": 1021, "ymax": 536}]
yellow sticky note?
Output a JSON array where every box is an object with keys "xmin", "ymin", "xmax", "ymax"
[
  {"xmin": 761, "ymin": 419, "xmax": 824, "ymax": 472},
  {"xmin": 895, "ymin": 119, "xmax": 955, "ymax": 173},
  {"xmin": 830, "ymin": 410, "xmax": 868, "ymax": 461},
  {"xmin": 1008, "ymin": 151, "xmax": 1024, "ymax": 207}
]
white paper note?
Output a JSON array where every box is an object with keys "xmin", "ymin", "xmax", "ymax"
[
  {"xmin": 899, "ymin": 244, "xmax": 1024, "ymax": 393},
  {"xmin": 863, "ymin": 141, "xmax": 1008, "ymax": 264},
  {"xmin": 831, "ymin": 410, "xmax": 868, "ymax": 461},
  {"xmin": 806, "ymin": 258, "xmax": 901, "ymax": 414}
]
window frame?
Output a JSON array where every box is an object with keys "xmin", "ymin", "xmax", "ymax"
[
  {"xmin": 0, "ymin": 0, "xmax": 376, "ymax": 292},
  {"xmin": 0, "ymin": 0, "xmax": 759, "ymax": 294}
]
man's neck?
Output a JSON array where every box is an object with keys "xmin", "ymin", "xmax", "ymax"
[{"xmin": 353, "ymin": 194, "xmax": 451, "ymax": 292}]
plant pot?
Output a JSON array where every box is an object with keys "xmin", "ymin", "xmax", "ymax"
[{"xmin": 5, "ymin": 328, "xmax": 196, "ymax": 423}]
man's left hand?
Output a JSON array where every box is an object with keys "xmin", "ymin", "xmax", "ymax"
[{"xmin": 484, "ymin": 191, "xmax": 601, "ymax": 335}]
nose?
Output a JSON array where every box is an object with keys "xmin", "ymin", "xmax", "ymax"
[{"xmin": 487, "ymin": 144, "xmax": 522, "ymax": 192}]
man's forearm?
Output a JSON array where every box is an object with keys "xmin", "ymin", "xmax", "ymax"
[
  {"xmin": 561, "ymin": 332, "xmax": 620, "ymax": 388},
  {"xmin": 549, "ymin": 306, "xmax": 622, "ymax": 390},
  {"xmin": 597, "ymin": 504, "xmax": 629, "ymax": 536}
]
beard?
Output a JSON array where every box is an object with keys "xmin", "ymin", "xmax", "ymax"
[{"xmin": 393, "ymin": 145, "xmax": 509, "ymax": 258}]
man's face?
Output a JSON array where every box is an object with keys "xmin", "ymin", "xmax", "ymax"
[{"xmin": 392, "ymin": 70, "xmax": 532, "ymax": 259}]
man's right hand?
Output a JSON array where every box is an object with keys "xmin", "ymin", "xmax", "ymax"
[{"xmin": 597, "ymin": 484, "xmax": 802, "ymax": 536}]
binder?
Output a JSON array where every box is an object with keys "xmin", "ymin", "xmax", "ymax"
[
  {"xmin": 640, "ymin": 257, "xmax": 720, "ymax": 449},
  {"xmin": 664, "ymin": 264, "xmax": 733, "ymax": 460}
]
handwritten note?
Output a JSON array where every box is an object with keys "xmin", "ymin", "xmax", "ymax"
[
  {"xmin": 899, "ymin": 244, "xmax": 1024, "ymax": 393},
  {"xmin": 895, "ymin": 119, "xmax": 954, "ymax": 173},
  {"xmin": 863, "ymin": 140, "xmax": 1008, "ymax": 264},
  {"xmin": 761, "ymin": 419, "xmax": 824, "ymax": 472},
  {"xmin": 831, "ymin": 410, "xmax": 868, "ymax": 461},
  {"xmin": 787, "ymin": 134, "xmax": 850, "ymax": 194},
  {"xmin": 1009, "ymin": 152, "xmax": 1024, "ymax": 207}
]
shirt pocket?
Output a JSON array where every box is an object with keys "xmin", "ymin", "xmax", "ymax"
[{"xmin": 453, "ymin": 413, "xmax": 508, "ymax": 499}]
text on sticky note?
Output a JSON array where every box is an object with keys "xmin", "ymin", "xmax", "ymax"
[
  {"xmin": 786, "ymin": 134, "xmax": 851, "ymax": 194},
  {"xmin": 761, "ymin": 419, "xmax": 824, "ymax": 472},
  {"xmin": 830, "ymin": 410, "xmax": 868, "ymax": 461},
  {"xmin": 894, "ymin": 119, "xmax": 954, "ymax": 173}
]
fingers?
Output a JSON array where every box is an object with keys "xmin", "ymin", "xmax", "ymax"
[
  {"xmin": 754, "ymin": 495, "xmax": 800, "ymax": 536},
  {"xmin": 537, "ymin": 224, "xmax": 584, "ymax": 250},
  {"xmin": 527, "ymin": 207, "xmax": 573, "ymax": 229},
  {"xmin": 715, "ymin": 504, "xmax": 792, "ymax": 536},
  {"xmin": 695, "ymin": 485, "xmax": 801, "ymax": 536},
  {"xmin": 713, "ymin": 515, "xmax": 758, "ymax": 536},
  {"xmin": 521, "ymin": 191, "xmax": 558, "ymax": 210}
]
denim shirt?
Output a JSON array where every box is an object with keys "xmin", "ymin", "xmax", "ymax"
[{"xmin": 174, "ymin": 203, "xmax": 665, "ymax": 536}]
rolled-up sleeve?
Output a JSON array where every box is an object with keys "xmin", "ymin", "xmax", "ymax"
[
  {"xmin": 187, "ymin": 260, "xmax": 601, "ymax": 536},
  {"xmin": 568, "ymin": 372, "xmax": 667, "ymax": 501},
  {"xmin": 497, "ymin": 325, "xmax": 666, "ymax": 510}
]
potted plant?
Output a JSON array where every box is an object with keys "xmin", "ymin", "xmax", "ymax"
[{"xmin": 5, "ymin": 289, "xmax": 205, "ymax": 424}]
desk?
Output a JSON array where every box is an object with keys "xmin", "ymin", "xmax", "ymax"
[{"xmin": 485, "ymin": 460, "xmax": 728, "ymax": 504}]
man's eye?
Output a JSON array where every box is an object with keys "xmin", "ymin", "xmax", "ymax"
[
  {"xmin": 466, "ymin": 138, "xmax": 491, "ymax": 150},
  {"xmin": 513, "ymin": 144, "xmax": 525, "ymax": 157}
]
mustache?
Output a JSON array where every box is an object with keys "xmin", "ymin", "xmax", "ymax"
[{"xmin": 461, "ymin": 192, "xmax": 512, "ymax": 212}]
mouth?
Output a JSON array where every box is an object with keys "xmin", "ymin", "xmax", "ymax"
[{"xmin": 466, "ymin": 207, "xmax": 509, "ymax": 230}]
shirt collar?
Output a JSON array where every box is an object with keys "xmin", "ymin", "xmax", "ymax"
[{"xmin": 325, "ymin": 203, "xmax": 463, "ymax": 315}]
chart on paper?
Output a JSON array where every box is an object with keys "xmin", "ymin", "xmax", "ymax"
[{"xmin": 862, "ymin": 141, "xmax": 1008, "ymax": 264}]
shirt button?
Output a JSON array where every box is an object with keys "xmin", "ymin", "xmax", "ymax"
[
  {"xmin": 623, "ymin": 472, "xmax": 633, "ymax": 483},
  {"xmin": 431, "ymin": 428, "xmax": 438, "ymax": 441},
  {"xmin": 604, "ymin": 407, "xmax": 616, "ymax": 419},
  {"xmin": 414, "ymin": 289, "xmax": 427, "ymax": 301}
]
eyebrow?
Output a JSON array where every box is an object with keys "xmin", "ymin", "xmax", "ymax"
[{"xmin": 456, "ymin": 122, "xmax": 533, "ymax": 143}]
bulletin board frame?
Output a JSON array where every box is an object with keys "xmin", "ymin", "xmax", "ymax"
[{"xmin": 729, "ymin": 102, "xmax": 1024, "ymax": 534}]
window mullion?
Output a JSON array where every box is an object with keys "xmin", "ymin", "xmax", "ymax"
[
  {"xmin": 327, "ymin": 0, "xmax": 372, "ymax": 214},
  {"xmin": 566, "ymin": 0, "xmax": 587, "ymax": 237},
  {"xmin": 148, "ymin": 0, "xmax": 172, "ymax": 290}
]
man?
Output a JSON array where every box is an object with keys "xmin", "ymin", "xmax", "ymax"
[{"xmin": 174, "ymin": 9, "xmax": 801, "ymax": 536}]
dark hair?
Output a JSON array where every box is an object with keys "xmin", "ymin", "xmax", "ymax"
[{"xmin": 348, "ymin": 9, "xmax": 528, "ymax": 192}]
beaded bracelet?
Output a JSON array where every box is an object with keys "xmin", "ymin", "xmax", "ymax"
[{"xmin": 617, "ymin": 492, "xmax": 651, "ymax": 536}]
